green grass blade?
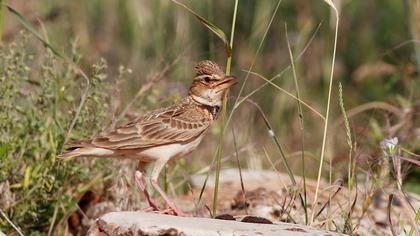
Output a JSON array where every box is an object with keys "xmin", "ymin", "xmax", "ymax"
[
  {"xmin": 408, "ymin": 207, "xmax": 420, "ymax": 236},
  {"xmin": 231, "ymin": 125, "xmax": 247, "ymax": 214},
  {"xmin": 233, "ymin": 22, "xmax": 322, "ymax": 111},
  {"xmin": 6, "ymin": 5, "xmax": 63, "ymax": 58},
  {"xmin": 225, "ymin": 0, "xmax": 283, "ymax": 128},
  {"xmin": 194, "ymin": 146, "xmax": 218, "ymax": 215},
  {"xmin": 0, "ymin": 209, "xmax": 24, "ymax": 236},
  {"xmin": 286, "ymin": 23, "xmax": 308, "ymax": 224},
  {"xmin": 212, "ymin": 0, "xmax": 239, "ymax": 218},
  {"xmin": 0, "ymin": 143, "xmax": 8, "ymax": 157},
  {"xmin": 170, "ymin": 0, "xmax": 232, "ymax": 56},
  {"xmin": 245, "ymin": 99, "xmax": 296, "ymax": 183},
  {"xmin": 243, "ymin": 70, "xmax": 325, "ymax": 120}
]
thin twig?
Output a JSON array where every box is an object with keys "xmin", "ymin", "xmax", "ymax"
[
  {"xmin": 314, "ymin": 180, "xmax": 343, "ymax": 219},
  {"xmin": 225, "ymin": 0, "xmax": 283, "ymax": 130},
  {"xmin": 196, "ymin": 146, "xmax": 218, "ymax": 214},
  {"xmin": 245, "ymin": 99, "xmax": 296, "ymax": 188},
  {"xmin": 227, "ymin": 22, "xmax": 322, "ymax": 128},
  {"xmin": 47, "ymin": 203, "xmax": 59, "ymax": 236},
  {"xmin": 262, "ymin": 147, "xmax": 288, "ymax": 190},
  {"xmin": 0, "ymin": 209, "xmax": 24, "ymax": 236},
  {"xmin": 387, "ymin": 194, "xmax": 398, "ymax": 236},
  {"xmin": 113, "ymin": 52, "xmax": 187, "ymax": 128},
  {"xmin": 332, "ymin": 101, "xmax": 402, "ymax": 128},
  {"xmin": 231, "ymin": 124, "xmax": 247, "ymax": 214},
  {"xmin": 229, "ymin": 0, "xmax": 282, "ymax": 113},
  {"xmin": 380, "ymin": 39, "xmax": 420, "ymax": 57},
  {"xmin": 63, "ymin": 65, "xmax": 91, "ymax": 145},
  {"xmin": 244, "ymin": 71, "xmax": 325, "ymax": 120}
]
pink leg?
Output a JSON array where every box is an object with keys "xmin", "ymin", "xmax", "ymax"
[
  {"xmin": 150, "ymin": 160, "xmax": 185, "ymax": 216},
  {"xmin": 134, "ymin": 170, "xmax": 159, "ymax": 211}
]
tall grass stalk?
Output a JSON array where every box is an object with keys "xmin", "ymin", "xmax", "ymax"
[
  {"xmin": 338, "ymin": 82, "xmax": 354, "ymax": 232},
  {"xmin": 310, "ymin": 0, "xmax": 339, "ymax": 225},
  {"xmin": 244, "ymin": 71, "xmax": 325, "ymax": 119},
  {"xmin": 169, "ymin": 0, "xmax": 237, "ymax": 217},
  {"xmin": 0, "ymin": 209, "xmax": 24, "ymax": 236},
  {"xmin": 6, "ymin": 5, "xmax": 63, "ymax": 58},
  {"xmin": 285, "ymin": 24, "xmax": 308, "ymax": 224},
  {"xmin": 212, "ymin": 0, "xmax": 239, "ymax": 217},
  {"xmin": 226, "ymin": 0, "xmax": 282, "ymax": 129},
  {"xmin": 170, "ymin": 0, "xmax": 232, "ymax": 56},
  {"xmin": 207, "ymin": 0, "xmax": 215, "ymax": 59},
  {"xmin": 231, "ymin": 125, "xmax": 247, "ymax": 214},
  {"xmin": 408, "ymin": 207, "xmax": 420, "ymax": 236},
  {"xmin": 245, "ymin": 99, "xmax": 289, "ymax": 189},
  {"xmin": 234, "ymin": 23, "xmax": 322, "ymax": 111},
  {"xmin": 338, "ymin": 83, "xmax": 354, "ymax": 192}
]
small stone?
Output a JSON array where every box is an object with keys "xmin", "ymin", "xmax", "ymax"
[
  {"xmin": 241, "ymin": 216, "xmax": 273, "ymax": 224},
  {"xmin": 215, "ymin": 214, "xmax": 236, "ymax": 221}
]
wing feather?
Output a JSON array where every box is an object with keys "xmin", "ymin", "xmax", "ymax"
[{"xmin": 89, "ymin": 101, "xmax": 211, "ymax": 150}]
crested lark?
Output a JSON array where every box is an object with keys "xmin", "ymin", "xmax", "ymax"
[{"xmin": 58, "ymin": 60, "xmax": 238, "ymax": 216}]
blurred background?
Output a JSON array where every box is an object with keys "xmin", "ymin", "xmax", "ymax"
[{"xmin": 0, "ymin": 0, "xmax": 419, "ymax": 235}]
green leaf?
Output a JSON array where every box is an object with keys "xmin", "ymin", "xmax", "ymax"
[
  {"xmin": 6, "ymin": 5, "xmax": 64, "ymax": 58},
  {"xmin": 0, "ymin": 143, "xmax": 8, "ymax": 158},
  {"xmin": 170, "ymin": 0, "xmax": 232, "ymax": 57},
  {"xmin": 23, "ymin": 165, "xmax": 32, "ymax": 189}
]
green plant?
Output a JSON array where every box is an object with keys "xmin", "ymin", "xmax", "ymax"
[{"xmin": 0, "ymin": 35, "xmax": 112, "ymax": 235}]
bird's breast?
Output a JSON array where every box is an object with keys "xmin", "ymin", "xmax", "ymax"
[{"xmin": 135, "ymin": 134, "xmax": 205, "ymax": 162}]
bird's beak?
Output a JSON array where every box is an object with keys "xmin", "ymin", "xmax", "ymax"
[{"xmin": 215, "ymin": 76, "xmax": 238, "ymax": 91}]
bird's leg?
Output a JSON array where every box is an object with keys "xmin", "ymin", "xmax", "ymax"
[
  {"xmin": 150, "ymin": 159, "xmax": 185, "ymax": 216},
  {"xmin": 135, "ymin": 162, "xmax": 159, "ymax": 211},
  {"xmin": 134, "ymin": 171, "xmax": 160, "ymax": 211}
]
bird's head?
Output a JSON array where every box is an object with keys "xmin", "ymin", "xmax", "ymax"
[{"xmin": 189, "ymin": 60, "xmax": 238, "ymax": 107}]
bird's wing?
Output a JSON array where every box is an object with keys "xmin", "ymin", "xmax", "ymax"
[{"xmin": 89, "ymin": 103, "xmax": 211, "ymax": 150}]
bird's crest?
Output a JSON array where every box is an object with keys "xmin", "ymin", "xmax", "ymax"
[{"xmin": 195, "ymin": 60, "xmax": 224, "ymax": 77}]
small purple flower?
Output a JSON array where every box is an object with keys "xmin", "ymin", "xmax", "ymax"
[{"xmin": 380, "ymin": 137, "xmax": 398, "ymax": 155}]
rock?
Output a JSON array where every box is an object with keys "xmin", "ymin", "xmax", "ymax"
[
  {"xmin": 87, "ymin": 211, "xmax": 343, "ymax": 236},
  {"xmin": 190, "ymin": 169, "xmax": 296, "ymax": 190},
  {"xmin": 0, "ymin": 180, "xmax": 15, "ymax": 209},
  {"xmin": 188, "ymin": 169, "xmax": 420, "ymax": 235}
]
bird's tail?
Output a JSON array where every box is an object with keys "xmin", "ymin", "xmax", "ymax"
[
  {"xmin": 57, "ymin": 148, "xmax": 86, "ymax": 159},
  {"xmin": 58, "ymin": 140, "xmax": 114, "ymax": 160}
]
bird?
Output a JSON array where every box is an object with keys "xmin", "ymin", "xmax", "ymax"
[{"xmin": 58, "ymin": 60, "xmax": 238, "ymax": 216}]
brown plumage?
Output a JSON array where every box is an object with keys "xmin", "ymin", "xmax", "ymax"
[{"xmin": 58, "ymin": 60, "xmax": 238, "ymax": 216}]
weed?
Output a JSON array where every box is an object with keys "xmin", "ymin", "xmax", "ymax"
[{"xmin": 0, "ymin": 34, "xmax": 111, "ymax": 234}]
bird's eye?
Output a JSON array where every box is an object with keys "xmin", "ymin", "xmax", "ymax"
[{"xmin": 204, "ymin": 76, "xmax": 211, "ymax": 83}]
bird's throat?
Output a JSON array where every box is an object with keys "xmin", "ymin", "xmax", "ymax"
[
  {"xmin": 189, "ymin": 95, "xmax": 221, "ymax": 120},
  {"xmin": 204, "ymin": 104, "xmax": 220, "ymax": 120}
]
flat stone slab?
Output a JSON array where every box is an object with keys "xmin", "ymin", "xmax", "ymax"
[{"xmin": 88, "ymin": 211, "xmax": 343, "ymax": 236}]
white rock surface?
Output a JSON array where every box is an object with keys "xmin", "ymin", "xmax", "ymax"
[
  {"xmin": 88, "ymin": 211, "xmax": 343, "ymax": 236},
  {"xmin": 190, "ymin": 169, "xmax": 293, "ymax": 189}
]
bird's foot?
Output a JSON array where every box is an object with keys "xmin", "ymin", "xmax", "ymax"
[
  {"xmin": 140, "ymin": 206, "xmax": 186, "ymax": 216},
  {"xmin": 140, "ymin": 205, "xmax": 160, "ymax": 212},
  {"xmin": 164, "ymin": 206, "xmax": 186, "ymax": 217}
]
